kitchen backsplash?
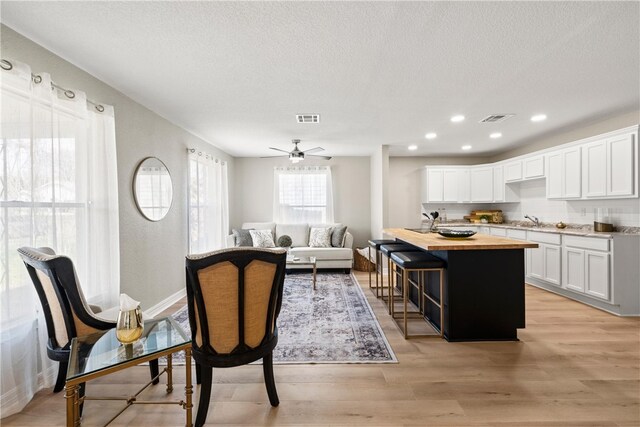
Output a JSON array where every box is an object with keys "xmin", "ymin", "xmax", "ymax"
[{"xmin": 422, "ymin": 179, "xmax": 640, "ymax": 228}]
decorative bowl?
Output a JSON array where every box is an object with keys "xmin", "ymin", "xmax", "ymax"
[{"xmin": 437, "ymin": 229, "xmax": 477, "ymax": 239}]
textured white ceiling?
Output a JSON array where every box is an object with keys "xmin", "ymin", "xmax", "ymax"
[{"xmin": 2, "ymin": 1, "xmax": 638, "ymax": 157}]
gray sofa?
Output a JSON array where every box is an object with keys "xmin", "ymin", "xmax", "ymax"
[{"xmin": 226, "ymin": 222, "xmax": 353, "ymax": 271}]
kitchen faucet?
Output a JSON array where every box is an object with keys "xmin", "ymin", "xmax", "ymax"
[{"xmin": 524, "ymin": 215, "xmax": 540, "ymax": 227}]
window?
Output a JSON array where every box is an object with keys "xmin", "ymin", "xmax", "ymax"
[
  {"xmin": 273, "ymin": 166, "xmax": 334, "ymax": 224},
  {"xmin": 188, "ymin": 150, "xmax": 229, "ymax": 254},
  {"xmin": 1, "ymin": 63, "xmax": 120, "ymax": 416}
]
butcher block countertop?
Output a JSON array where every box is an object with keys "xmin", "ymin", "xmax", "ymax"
[{"xmin": 384, "ymin": 228, "xmax": 539, "ymax": 251}]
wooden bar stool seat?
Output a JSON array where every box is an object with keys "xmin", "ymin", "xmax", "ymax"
[
  {"xmin": 390, "ymin": 251, "xmax": 446, "ymax": 339},
  {"xmin": 367, "ymin": 239, "xmax": 396, "ymax": 298}
]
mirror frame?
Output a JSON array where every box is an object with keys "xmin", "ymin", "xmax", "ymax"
[{"xmin": 132, "ymin": 157, "xmax": 174, "ymax": 222}]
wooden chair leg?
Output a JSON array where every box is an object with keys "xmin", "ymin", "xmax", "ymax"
[
  {"xmin": 53, "ymin": 360, "xmax": 67, "ymax": 393},
  {"xmin": 149, "ymin": 359, "xmax": 160, "ymax": 385},
  {"xmin": 195, "ymin": 366, "xmax": 213, "ymax": 427},
  {"xmin": 262, "ymin": 352, "xmax": 279, "ymax": 407},
  {"xmin": 195, "ymin": 362, "xmax": 202, "ymax": 385}
]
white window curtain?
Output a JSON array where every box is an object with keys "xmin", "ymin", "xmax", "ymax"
[
  {"xmin": 0, "ymin": 59, "xmax": 120, "ymax": 417},
  {"xmin": 273, "ymin": 166, "xmax": 334, "ymax": 224},
  {"xmin": 188, "ymin": 150, "xmax": 229, "ymax": 254}
]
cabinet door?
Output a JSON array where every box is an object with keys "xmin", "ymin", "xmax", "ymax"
[
  {"xmin": 427, "ymin": 169, "xmax": 444, "ymax": 202},
  {"xmin": 527, "ymin": 246, "xmax": 544, "ymax": 280},
  {"xmin": 543, "ymin": 245, "xmax": 561, "ymax": 286},
  {"xmin": 563, "ymin": 247, "xmax": 584, "ymax": 292},
  {"xmin": 585, "ymin": 251, "xmax": 610, "ymax": 300},
  {"xmin": 470, "ymin": 167, "xmax": 493, "ymax": 202},
  {"xmin": 505, "ymin": 161, "xmax": 522, "ymax": 182},
  {"xmin": 442, "ymin": 169, "xmax": 459, "ymax": 202},
  {"xmin": 421, "ymin": 168, "xmax": 429, "ymax": 203},
  {"xmin": 493, "ymin": 166, "xmax": 504, "ymax": 202},
  {"xmin": 563, "ymin": 147, "xmax": 582, "ymax": 198},
  {"xmin": 524, "ymin": 155, "xmax": 545, "ymax": 179},
  {"xmin": 607, "ymin": 133, "xmax": 635, "ymax": 197},
  {"xmin": 458, "ymin": 169, "xmax": 471, "ymax": 202},
  {"xmin": 546, "ymin": 151, "xmax": 563, "ymax": 198},
  {"xmin": 584, "ymin": 141, "xmax": 607, "ymax": 198}
]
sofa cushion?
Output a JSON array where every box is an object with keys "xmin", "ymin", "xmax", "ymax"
[
  {"xmin": 331, "ymin": 225, "xmax": 348, "ymax": 248},
  {"xmin": 289, "ymin": 247, "xmax": 353, "ymax": 261},
  {"xmin": 249, "ymin": 229, "xmax": 276, "ymax": 248},
  {"xmin": 276, "ymin": 223, "xmax": 309, "ymax": 247},
  {"xmin": 232, "ymin": 228, "xmax": 254, "ymax": 247},
  {"xmin": 309, "ymin": 227, "xmax": 332, "ymax": 248},
  {"xmin": 242, "ymin": 222, "xmax": 276, "ymax": 238}
]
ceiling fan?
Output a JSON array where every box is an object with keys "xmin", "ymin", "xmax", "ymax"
[{"xmin": 262, "ymin": 139, "xmax": 332, "ymax": 163}]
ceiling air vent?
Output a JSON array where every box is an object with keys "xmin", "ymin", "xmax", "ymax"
[
  {"xmin": 296, "ymin": 114, "xmax": 320, "ymax": 123},
  {"xmin": 479, "ymin": 114, "xmax": 515, "ymax": 123}
]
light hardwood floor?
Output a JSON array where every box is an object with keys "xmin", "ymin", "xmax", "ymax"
[{"xmin": 4, "ymin": 271, "xmax": 639, "ymax": 426}]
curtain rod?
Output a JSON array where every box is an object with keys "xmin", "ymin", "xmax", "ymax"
[
  {"xmin": 187, "ymin": 148, "xmax": 226, "ymax": 165},
  {"xmin": 1, "ymin": 59, "xmax": 105, "ymax": 112}
]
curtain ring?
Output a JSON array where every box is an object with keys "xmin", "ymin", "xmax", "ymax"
[
  {"xmin": 0, "ymin": 59, "xmax": 12, "ymax": 71},
  {"xmin": 64, "ymin": 89, "xmax": 76, "ymax": 99},
  {"xmin": 33, "ymin": 75, "xmax": 43, "ymax": 84},
  {"xmin": 95, "ymin": 104, "xmax": 105, "ymax": 112}
]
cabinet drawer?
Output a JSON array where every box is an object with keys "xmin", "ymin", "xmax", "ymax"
[
  {"xmin": 563, "ymin": 235, "xmax": 610, "ymax": 251},
  {"xmin": 527, "ymin": 231, "xmax": 561, "ymax": 245},
  {"xmin": 490, "ymin": 227, "xmax": 507, "ymax": 237},
  {"xmin": 507, "ymin": 229, "xmax": 527, "ymax": 240}
]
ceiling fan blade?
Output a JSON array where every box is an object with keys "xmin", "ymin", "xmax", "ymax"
[
  {"xmin": 301, "ymin": 147, "xmax": 324, "ymax": 154},
  {"xmin": 306, "ymin": 155, "xmax": 332, "ymax": 160},
  {"xmin": 268, "ymin": 147, "xmax": 291, "ymax": 154},
  {"xmin": 260, "ymin": 155, "xmax": 288, "ymax": 159}
]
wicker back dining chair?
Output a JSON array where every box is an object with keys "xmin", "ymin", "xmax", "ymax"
[
  {"xmin": 17, "ymin": 247, "xmax": 160, "ymax": 402},
  {"xmin": 185, "ymin": 247, "xmax": 287, "ymax": 427}
]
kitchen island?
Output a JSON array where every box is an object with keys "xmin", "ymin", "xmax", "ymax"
[{"xmin": 383, "ymin": 228, "xmax": 538, "ymax": 342}]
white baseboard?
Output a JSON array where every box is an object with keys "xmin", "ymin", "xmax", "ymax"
[
  {"xmin": 1, "ymin": 364, "xmax": 57, "ymax": 419},
  {"xmin": 145, "ymin": 288, "xmax": 186, "ymax": 319}
]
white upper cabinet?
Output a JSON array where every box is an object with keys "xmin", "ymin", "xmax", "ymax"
[
  {"xmin": 458, "ymin": 169, "xmax": 471, "ymax": 202},
  {"xmin": 607, "ymin": 133, "xmax": 635, "ymax": 197},
  {"xmin": 504, "ymin": 161, "xmax": 523, "ymax": 182},
  {"xmin": 523, "ymin": 155, "xmax": 545, "ymax": 180},
  {"xmin": 442, "ymin": 169, "xmax": 459, "ymax": 202},
  {"xmin": 584, "ymin": 132, "xmax": 637, "ymax": 199},
  {"xmin": 470, "ymin": 167, "xmax": 493, "ymax": 202},
  {"xmin": 426, "ymin": 169, "xmax": 444, "ymax": 202},
  {"xmin": 547, "ymin": 147, "xmax": 581, "ymax": 199},
  {"xmin": 422, "ymin": 168, "xmax": 463, "ymax": 203},
  {"xmin": 492, "ymin": 165, "xmax": 504, "ymax": 202}
]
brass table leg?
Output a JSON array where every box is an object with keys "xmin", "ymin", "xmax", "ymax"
[
  {"xmin": 65, "ymin": 384, "xmax": 79, "ymax": 427},
  {"xmin": 166, "ymin": 353, "xmax": 173, "ymax": 393},
  {"xmin": 184, "ymin": 347, "xmax": 193, "ymax": 427}
]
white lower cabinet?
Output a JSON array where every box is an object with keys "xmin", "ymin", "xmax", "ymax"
[
  {"xmin": 561, "ymin": 238, "xmax": 611, "ymax": 301},
  {"xmin": 543, "ymin": 245, "xmax": 561, "ymax": 286},
  {"xmin": 526, "ymin": 231, "xmax": 562, "ymax": 287},
  {"xmin": 585, "ymin": 250, "xmax": 610, "ymax": 300},
  {"xmin": 563, "ymin": 247, "xmax": 585, "ymax": 292}
]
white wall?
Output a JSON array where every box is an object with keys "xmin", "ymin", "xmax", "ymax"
[
  {"xmin": 233, "ymin": 156, "xmax": 371, "ymax": 247},
  {"xmin": 1, "ymin": 26, "xmax": 235, "ymax": 310}
]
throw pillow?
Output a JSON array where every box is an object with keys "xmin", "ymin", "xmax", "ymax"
[
  {"xmin": 249, "ymin": 229, "xmax": 276, "ymax": 248},
  {"xmin": 331, "ymin": 225, "xmax": 348, "ymax": 248},
  {"xmin": 309, "ymin": 227, "xmax": 332, "ymax": 248},
  {"xmin": 232, "ymin": 228, "xmax": 254, "ymax": 247},
  {"xmin": 277, "ymin": 235, "xmax": 292, "ymax": 248}
]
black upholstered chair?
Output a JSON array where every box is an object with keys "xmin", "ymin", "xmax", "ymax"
[
  {"xmin": 17, "ymin": 247, "xmax": 160, "ymax": 404},
  {"xmin": 185, "ymin": 247, "xmax": 287, "ymax": 427}
]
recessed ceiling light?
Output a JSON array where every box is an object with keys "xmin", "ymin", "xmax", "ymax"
[
  {"xmin": 490, "ymin": 132, "xmax": 502, "ymax": 139},
  {"xmin": 451, "ymin": 115, "xmax": 465, "ymax": 123},
  {"xmin": 425, "ymin": 132, "xmax": 437, "ymax": 140},
  {"xmin": 531, "ymin": 114, "xmax": 547, "ymax": 122},
  {"xmin": 461, "ymin": 145, "xmax": 472, "ymax": 150},
  {"xmin": 408, "ymin": 145, "xmax": 418, "ymax": 151}
]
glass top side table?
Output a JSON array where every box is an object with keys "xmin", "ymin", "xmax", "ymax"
[
  {"xmin": 65, "ymin": 316, "xmax": 193, "ymax": 427},
  {"xmin": 286, "ymin": 255, "xmax": 317, "ymax": 290}
]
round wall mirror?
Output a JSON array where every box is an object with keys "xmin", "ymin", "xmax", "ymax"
[{"xmin": 133, "ymin": 157, "xmax": 173, "ymax": 221}]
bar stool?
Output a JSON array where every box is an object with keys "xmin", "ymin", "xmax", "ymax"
[
  {"xmin": 367, "ymin": 239, "xmax": 396, "ymax": 298},
  {"xmin": 379, "ymin": 243, "xmax": 420, "ymax": 313},
  {"xmin": 389, "ymin": 251, "xmax": 446, "ymax": 339}
]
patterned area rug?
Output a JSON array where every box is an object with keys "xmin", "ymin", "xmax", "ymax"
[{"xmin": 168, "ymin": 273, "xmax": 397, "ymax": 364}]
